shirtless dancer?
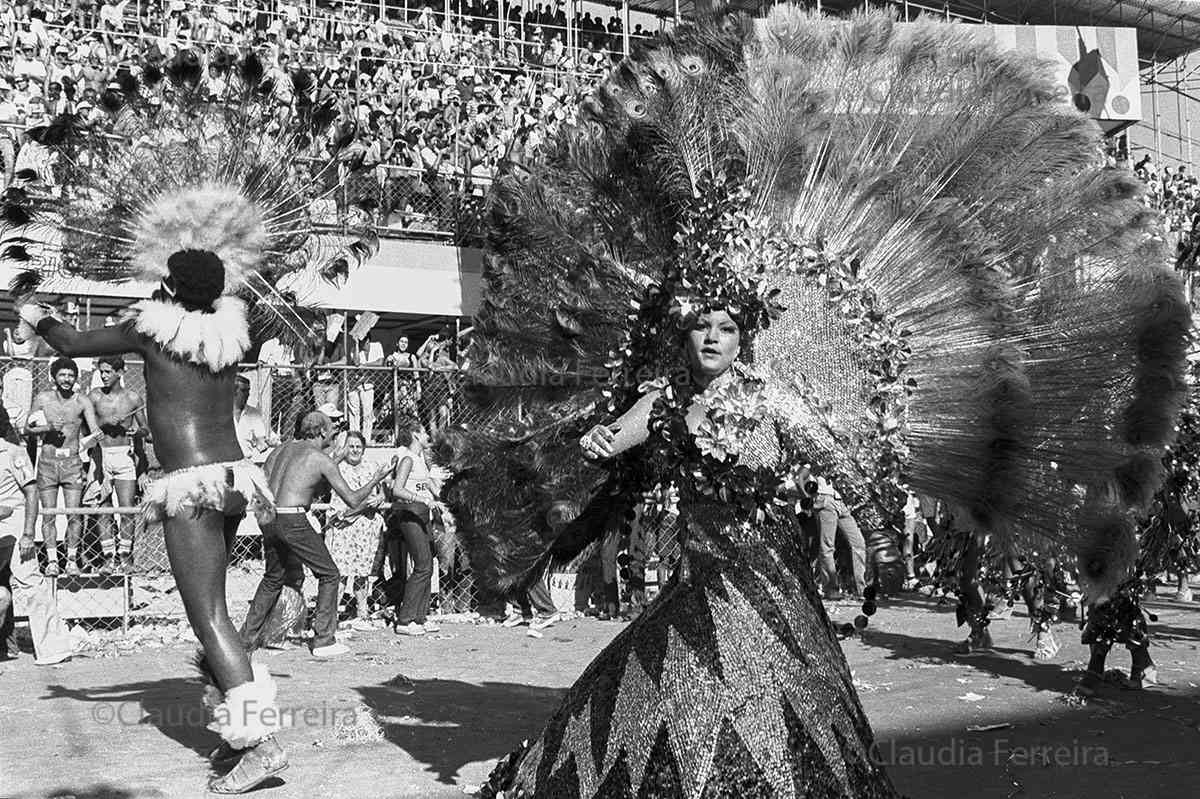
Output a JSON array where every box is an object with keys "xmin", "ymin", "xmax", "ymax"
[
  {"xmin": 25, "ymin": 357, "xmax": 99, "ymax": 576},
  {"xmin": 240, "ymin": 411, "xmax": 393, "ymax": 657},
  {"xmin": 89, "ymin": 355, "xmax": 147, "ymax": 575},
  {"xmin": 20, "ymin": 250, "xmax": 288, "ymax": 793}
]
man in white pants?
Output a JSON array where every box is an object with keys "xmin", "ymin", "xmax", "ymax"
[{"xmin": 0, "ymin": 406, "xmax": 74, "ymax": 665}]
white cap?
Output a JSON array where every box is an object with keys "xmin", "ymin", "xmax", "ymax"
[{"xmin": 317, "ymin": 402, "xmax": 343, "ymax": 419}]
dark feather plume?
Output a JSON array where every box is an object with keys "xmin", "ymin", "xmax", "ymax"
[
  {"xmin": 116, "ymin": 71, "xmax": 138, "ymax": 96},
  {"xmin": 141, "ymin": 62, "xmax": 164, "ymax": 87},
  {"xmin": 8, "ymin": 269, "xmax": 42, "ymax": 297},
  {"xmin": 165, "ymin": 50, "xmax": 203, "ymax": 87},
  {"xmin": 239, "ymin": 52, "xmax": 265, "ymax": 90},
  {"xmin": 25, "ymin": 113, "xmax": 82, "ymax": 146},
  {"xmin": 2, "ymin": 245, "xmax": 31, "ymax": 261}
]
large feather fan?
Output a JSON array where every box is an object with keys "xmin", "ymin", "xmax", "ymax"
[
  {"xmin": 442, "ymin": 8, "xmax": 1190, "ymax": 601},
  {"xmin": 1, "ymin": 50, "xmax": 379, "ymax": 346}
]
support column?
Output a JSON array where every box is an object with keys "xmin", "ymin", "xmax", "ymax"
[{"xmin": 622, "ymin": 0, "xmax": 630, "ymax": 57}]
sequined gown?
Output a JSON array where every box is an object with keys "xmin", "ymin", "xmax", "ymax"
[{"xmin": 487, "ymin": 407, "xmax": 899, "ymax": 798}]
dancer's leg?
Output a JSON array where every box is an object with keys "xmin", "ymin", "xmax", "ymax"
[
  {"xmin": 163, "ymin": 509, "xmax": 253, "ymax": 691},
  {"xmin": 956, "ymin": 532, "xmax": 991, "ymax": 652}
]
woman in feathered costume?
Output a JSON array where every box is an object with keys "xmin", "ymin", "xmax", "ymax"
[
  {"xmin": 3, "ymin": 51, "xmax": 376, "ymax": 794},
  {"xmin": 443, "ymin": 7, "xmax": 1189, "ymax": 797}
]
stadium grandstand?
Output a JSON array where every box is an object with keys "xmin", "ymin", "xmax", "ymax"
[{"xmin": 2, "ymin": 0, "xmax": 1200, "ymax": 341}]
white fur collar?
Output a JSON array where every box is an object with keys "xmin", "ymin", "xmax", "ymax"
[{"xmin": 125, "ymin": 297, "xmax": 250, "ymax": 372}]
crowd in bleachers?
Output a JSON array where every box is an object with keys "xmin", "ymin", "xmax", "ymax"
[
  {"xmin": 1134, "ymin": 156, "xmax": 1200, "ymax": 237},
  {"xmin": 0, "ymin": 0, "xmax": 664, "ymax": 233}
]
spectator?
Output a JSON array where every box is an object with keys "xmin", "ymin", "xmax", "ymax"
[
  {"xmin": 88, "ymin": 355, "xmax": 146, "ymax": 575},
  {"xmin": 812, "ymin": 475, "xmax": 868, "ymax": 600},
  {"xmin": 26, "ymin": 357, "xmax": 100, "ymax": 577},
  {"xmin": 380, "ymin": 422, "xmax": 439, "ymax": 636},
  {"xmin": 325, "ymin": 431, "xmax": 387, "ymax": 631},
  {"xmin": 0, "ymin": 404, "xmax": 75, "ymax": 665},
  {"xmin": 234, "ymin": 374, "xmax": 276, "ymax": 465}
]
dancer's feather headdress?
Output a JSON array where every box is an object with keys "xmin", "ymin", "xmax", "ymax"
[
  {"xmin": 1, "ymin": 49, "xmax": 379, "ymax": 365},
  {"xmin": 441, "ymin": 8, "xmax": 1190, "ymax": 602}
]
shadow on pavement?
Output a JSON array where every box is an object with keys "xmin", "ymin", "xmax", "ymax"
[
  {"xmin": 355, "ymin": 676, "xmax": 566, "ymax": 785},
  {"xmin": 40, "ymin": 675, "xmax": 220, "ymax": 759}
]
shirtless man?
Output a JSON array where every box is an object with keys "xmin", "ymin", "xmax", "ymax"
[
  {"xmin": 240, "ymin": 411, "xmax": 393, "ymax": 658},
  {"xmin": 21, "ymin": 249, "xmax": 288, "ymax": 793},
  {"xmin": 25, "ymin": 357, "xmax": 99, "ymax": 576},
  {"xmin": 89, "ymin": 355, "xmax": 147, "ymax": 575}
]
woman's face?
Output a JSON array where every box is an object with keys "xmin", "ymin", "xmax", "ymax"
[
  {"xmin": 345, "ymin": 436, "xmax": 365, "ymax": 465},
  {"xmin": 686, "ymin": 310, "xmax": 741, "ymax": 380}
]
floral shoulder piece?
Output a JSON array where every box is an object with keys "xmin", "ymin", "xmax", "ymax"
[{"xmin": 693, "ymin": 363, "xmax": 771, "ymax": 463}]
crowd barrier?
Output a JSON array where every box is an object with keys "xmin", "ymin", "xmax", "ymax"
[{"xmin": 1, "ymin": 356, "xmax": 685, "ymax": 634}]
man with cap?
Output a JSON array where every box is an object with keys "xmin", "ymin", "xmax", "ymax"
[{"xmin": 240, "ymin": 411, "xmax": 393, "ymax": 658}]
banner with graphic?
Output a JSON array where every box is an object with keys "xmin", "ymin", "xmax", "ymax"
[{"xmin": 967, "ymin": 25, "xmax": 1141, "ymax": 125}]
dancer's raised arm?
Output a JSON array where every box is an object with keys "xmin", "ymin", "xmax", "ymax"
[{"xmin": 21, "ymin": 305, "xmax": 142, "ymax": 358}]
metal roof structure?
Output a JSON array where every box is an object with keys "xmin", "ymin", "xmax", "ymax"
[{"xmin": 618, "ymin": 1, "xmax": 1200, "ymax": 63}]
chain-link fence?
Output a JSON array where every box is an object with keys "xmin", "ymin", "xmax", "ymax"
[{"xmin": 0, "ymin": 356, "xmax": 617, "ymax": 633}]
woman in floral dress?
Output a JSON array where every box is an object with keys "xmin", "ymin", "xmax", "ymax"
[{"xmin": 326, "ymin": 431, "xmax": 387, "ymax": 630}]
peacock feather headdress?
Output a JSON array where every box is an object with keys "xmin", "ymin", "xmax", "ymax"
[{"xmin": 441, "ymin": 8, "xmax": 1190, "ymax": 602}]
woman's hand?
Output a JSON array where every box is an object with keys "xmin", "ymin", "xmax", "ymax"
[{"xmin": 580, "ymin": 423, "xmax": 618, "ymax": 460}]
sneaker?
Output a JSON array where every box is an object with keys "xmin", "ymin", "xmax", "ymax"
[
  {"xmin": 1132, "ymin": 666, "xmax": 1159, "ymax": 688},
  {"xmin": 44, "ymin": 561, "xmax": 60, "ymax": 577},
  {"xmin": 529, "ymin": 613, "xmax": 559, "ymax": 632},
  {"xmin": 501, "ymin": 612, "xmax": 527, "ymax": 628},
  {"xmin": 393, "ymin": 622, "xmax": 425, "ymax": 636},
  {"xmin": 34, "ymin": 651, "xmax": 72, "ymax": 666},
  {"xmin": 64, "ymin": 561, "xmax": 81, "ymax": 577},
  {"xmin": 119, "ymin": 552, "xmax": 134, "ymax": 573},
  {"xmin": 207, "ymin": 735, "xmax": 289, "ymax": 794},
  {"xmin": 312, "ymin": 642, "xmax": 350, "ymax": 657},
  {"xmin": 98, "ymin": 556, "xmax": 116, "ymax": 576},
  {"xmin": 1032, "ymin": 629, "xmax": 1060, "ymax": 661},
  {"xmin": 422, "ymin": 621, "xmax": 441, "ymax": 633},
  {"xmin": 350, "ymin": 619, "xmax": 377, "ymax": 632}
]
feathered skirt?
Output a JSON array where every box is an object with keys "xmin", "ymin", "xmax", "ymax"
[
  {"xmin": 481, "ymin": 524, "xmax": 898, "ymax": 799},
  {"xmin": 142, "ymin": 459, "xmax": 275, "ymax": 523}
]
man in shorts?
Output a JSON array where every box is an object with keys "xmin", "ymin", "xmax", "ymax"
[
  {"xmin": 89, "ymin": 355, "xmax": 147, "ymax": 574},
  {"xmin": 25, "ymin": 357, "xmax": 99, "ymax": 576}
]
